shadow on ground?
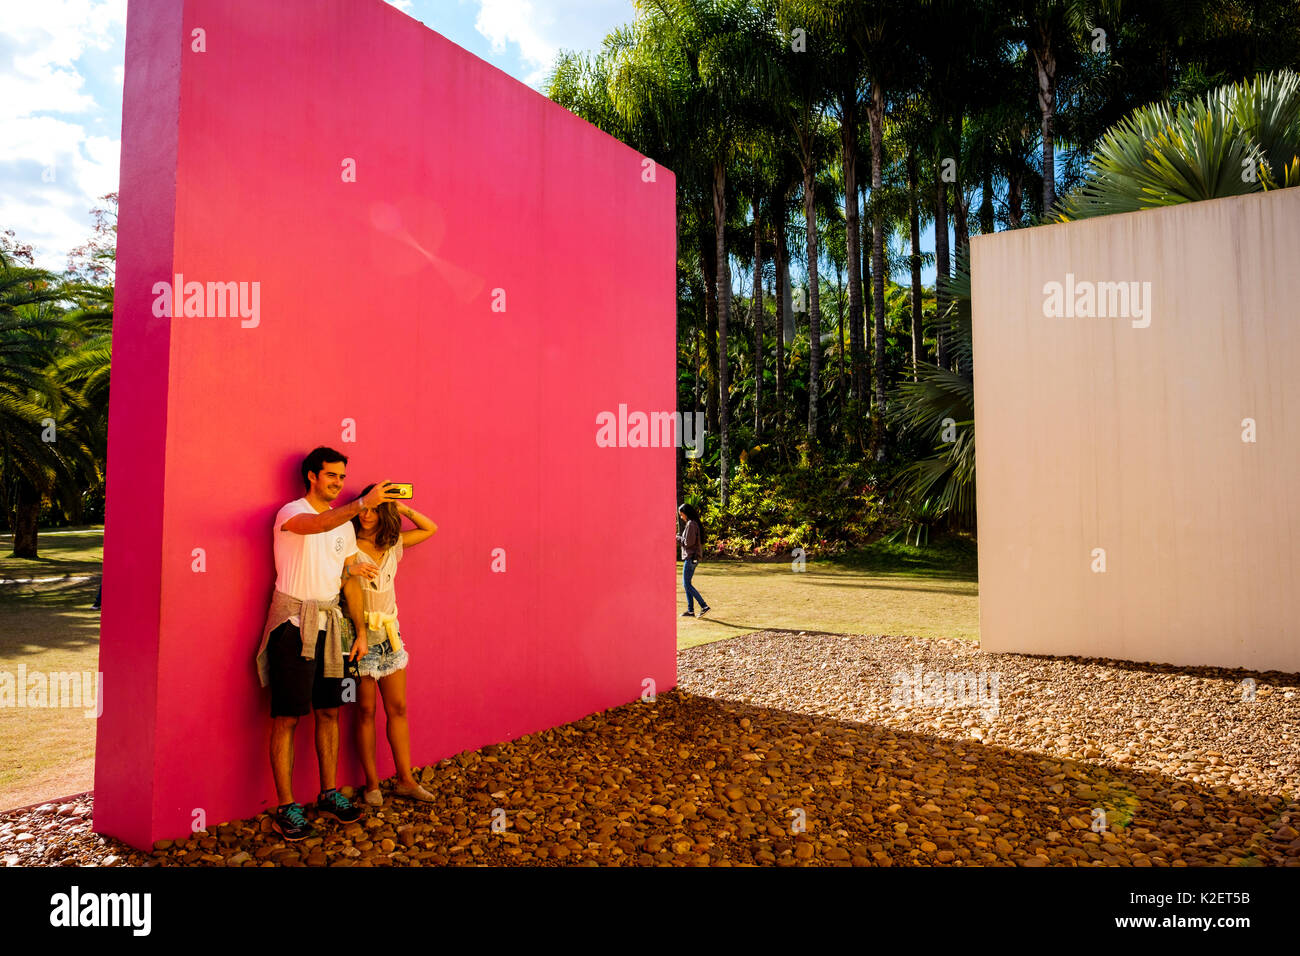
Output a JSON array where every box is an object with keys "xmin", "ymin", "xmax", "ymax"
[
  {"xmin": 0, "ymin": 577, "xmax": 100, "ymax": 656},
  {"xmin": 8, "ymin": 687, "xmax": 1295, "ymax": 867}
]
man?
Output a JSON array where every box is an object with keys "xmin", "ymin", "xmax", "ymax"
[{"xmin": 254, "ymin": 446, "xmax": 399, "ymax": 841}]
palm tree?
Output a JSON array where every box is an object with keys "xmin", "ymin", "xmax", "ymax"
[
  {"xmin": 0, "ymin": 248, "xmax": 95, "ymax": 557},
  {"xmin": 789, "ymin": 0, "xmax": 869, "ymax": 409},
  {"xmin": 1013, "ymin": 0, "xmax": 1109, "ymax": 212},
  {"xmin": 861, "ymin": 2, "xmax": 918, "ymax": 455},
  {"xmin": 607, "ymin": 0, "xmax": 775, "ymax": 505},
  {"xmin": 54, "ymin": 283, "xmax": 114, "ymax": 462},
  {"xmin": 768, "ymin": 150, "xmax": 804, "ymax": 414},
  {"xmin": 1056, "ymin": 69, "xmax": 1300, "ymax": 220},
  {"xmin": 917, "ymin": 0, "xmax": 978, "ymax": 371},
  {"xmin": 767, "ymin": 0, "xmax": 838, "ymax": 446}
]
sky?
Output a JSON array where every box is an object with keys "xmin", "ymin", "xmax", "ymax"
[{"xmin": 0, "ymin": 0, "xmax": 638, "ymax": 273}]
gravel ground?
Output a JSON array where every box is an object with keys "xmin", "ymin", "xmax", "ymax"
[{"xmin": 2, "ymin": 630, "xmax": 1298, "ymax": 867}]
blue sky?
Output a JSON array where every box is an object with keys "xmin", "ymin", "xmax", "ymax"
[{"xmin": 0, "ymin": 0, "xmax": 638, "ymax": 272}]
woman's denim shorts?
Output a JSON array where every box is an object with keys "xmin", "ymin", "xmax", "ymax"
[{"xmin": 356, "ymin": 629, "xmax": 409, "ymax": 680}]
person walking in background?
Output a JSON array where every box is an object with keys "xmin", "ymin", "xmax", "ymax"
[
  {"xmin": 677, "ymin": 502, "xmax": 710, "ymax": 618},
  {"xmin": 345, "ymin": 484, "xmax": 440, "ymax": 805}
]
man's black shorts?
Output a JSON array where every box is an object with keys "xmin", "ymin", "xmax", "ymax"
[{"xmin": 266, "ymin": 621, "xmax": 347, "ymax": 717}]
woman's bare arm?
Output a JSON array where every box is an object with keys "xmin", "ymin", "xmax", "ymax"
[{"xmin": 397, "ymin": 503, "xmax": 438, "ymax": 547}]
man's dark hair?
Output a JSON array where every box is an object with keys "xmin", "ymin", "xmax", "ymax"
[{"xmin": 301, "ymin": 446, "xmax": 348, "ymax": 491}]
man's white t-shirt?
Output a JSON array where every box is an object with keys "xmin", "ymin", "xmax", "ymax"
[{"xmin": 273, "ymin": 497, "xmax": 358, "ymax": 630}]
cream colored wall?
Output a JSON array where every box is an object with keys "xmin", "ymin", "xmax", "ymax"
[{"xmin": 971, "ymin": 188, "xmax": 1300, "ymax": 674}]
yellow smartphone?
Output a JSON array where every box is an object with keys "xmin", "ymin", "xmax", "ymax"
[{"xmin": 387, "ymin": 483, "xmax": 413, "ymax": 499}]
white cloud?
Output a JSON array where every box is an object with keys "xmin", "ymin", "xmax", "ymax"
[
  {"xmin": 470, "ymin": 0, "xmax": 633, "ymax": 88},
  {"xmin": 385, "ymin": 0, "xmax": 416, "ymax": 11},
  {"xmin": 0, "ymin": 0, "xmax": 126, "ymax": 271}
]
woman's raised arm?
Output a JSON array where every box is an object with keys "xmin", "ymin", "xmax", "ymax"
[{"xmin": 397, "ymin": 503, "xmax": 438, "ymax": 548}]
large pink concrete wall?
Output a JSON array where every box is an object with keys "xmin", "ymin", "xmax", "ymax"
[{"xmin": 98, "ymin": 0, "xmax": 677, "ymax": 849}]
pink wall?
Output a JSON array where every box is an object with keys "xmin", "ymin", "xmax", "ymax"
[{"xmin": 98, "ymin": 0, "xmax": 677, "ymax": 850}]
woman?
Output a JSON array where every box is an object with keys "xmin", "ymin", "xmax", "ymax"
[
  {"xmin": 344, "ymin": 484, "xmax": 439, "ymax": 805},
  {"xmin": 677, "ymin": 502, "xmax": 710, "ymax": 618}
]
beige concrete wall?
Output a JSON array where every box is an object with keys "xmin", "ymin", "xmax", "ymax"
[{"xmin": 971, "ymin": 188, "xmax": 1300, "ymax": 674}]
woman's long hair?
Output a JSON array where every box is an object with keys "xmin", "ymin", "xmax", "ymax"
[
  {"xmin": 678, "ymin": 502, "xmax": 706, "ymax": 548},
  {"xmin": 353, "ymin": 484, "xmax": 402, "ymax": 549}
]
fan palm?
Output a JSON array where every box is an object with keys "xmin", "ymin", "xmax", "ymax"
[
  {"xmin": 1057, "ymin": 69, "xmax": 1300, "ymax": 220},
  {"xmin": 886, "ymin": 260, "xmax": 975, "ymax": 530}
]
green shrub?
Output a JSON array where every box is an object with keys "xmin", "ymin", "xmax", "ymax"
[{"xmin": 681, "ymin": 458, "xmax": 892, "ymax": 559}]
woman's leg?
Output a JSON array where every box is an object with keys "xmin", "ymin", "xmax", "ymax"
[
  {"xmin": 377, "ymin": 668, "xmax": 419, "ymax": 788},
  {"xmin": 682, "ymin": 559, "xmax": 698, "ymax": 613},
  {"xmin": 355, "ymin": 675, "xmax": 381, "ymax": 792},
  {"xmin": 684, "ymin": 558, "xmax": 707, "ymax": 609}
]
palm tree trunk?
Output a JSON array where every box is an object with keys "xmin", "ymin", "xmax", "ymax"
[
  {"xmin": 802, "ymin": 159, "xmax": 821, "ymax": 444},
  {"xmin": 954, "ymin": 182, "xmax": 970, "ymax": 263},
  {"xmin": 1032, "ymin": 26, "xmax": 1058, "ymax": 213},
  {"xmin": 869, "ymin": 85, "xmax": 887, "ymax": 457},
  {"xmin": 979, "ymin": 158, "xmax": 995, "ymax": 236},
  {"xmin": 952, "ymin": 112, "xmax": 970, "ymax": 263},
  {"xmin": 1009, "ymin": 169, "xmax": 1024, "ymax": 227},
  {"xmin": 934, "ymin": 164, "xmax": 951, "ymax": 370},
  {"xmin": 11, "ymin": 478, "xmax": 41, "ymax": 559},
  {"xmin": 861, "ymin": 184, "xmax": 871, "ymax": 406},
  {"xmin": 908, "ymin": 144, "xmax": 923, "ymax": 379},
  {"xmin": 835, "ymin": 260, "xmax": 845, "ymax": 401},
  {"xmin": 752, "ymin": 198, "xmax": 763, "ymax": 438},
  {"xmin": 713, "ymin": 161, "xmax": 732, "ymax": 506},
  {"xmin": 774, "ymin": 189, "xmax": 787, "ymax": 408},
  {"xmin": 700, "ymin": 226, "xmax": 719, "ymax": 437},
  {"xmin": 693, "ymin": 305, "xmax": 701, "ymax": 426},
  {"xmin": 840, "ymin": 90, "xmax": 864, "ymax": 405}
]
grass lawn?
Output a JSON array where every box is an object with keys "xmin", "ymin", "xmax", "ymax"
[
  {"xmin": 675, "ymin": 536, "xmax": 980, "ymax": 649},
  {"xmin": 0, "ymin": 528, "xmax": 980, "ymax": 809},
  {"xmin": 0, "ymin": 527, "xmax": 104, "ymax": 810}
]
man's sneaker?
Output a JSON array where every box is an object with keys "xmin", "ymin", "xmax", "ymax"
[
  {"xmin": 681, "ymin": 610, "xmax": 696, "ymax": 617},
  {"xmin": 315, "ymin": 788, "xmax": 361, "ymax": 824},
  {"xmin": 697, "ymin": 606, "xmax": 711, "ymax": 618},
  {"xmin": 271, "ymin": 803, "xmax": 315, "ymax": 841}
]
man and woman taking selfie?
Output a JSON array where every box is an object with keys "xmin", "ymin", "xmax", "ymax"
[
  {"xmin": 255, "ymin": 446, "xmax": 715, "ymax": 842},
  {"xmin": 253, "ymin": 446, "xmax": 437, "ymax": 841}
]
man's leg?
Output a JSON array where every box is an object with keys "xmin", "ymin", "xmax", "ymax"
[
  {"xmin": 315, "ymin": 706, "xmax": 339, "ymax": 793},
  {"xmin": 267, "ymin": 622, "xmax": 314, "ymax": 806},
  {"xmin": 307, "ymin": 629, "xmax": 360, "ymax": 821},
  {"xmin": 270, "ymin": 715, "xmax": 299, "ymax": 805}
]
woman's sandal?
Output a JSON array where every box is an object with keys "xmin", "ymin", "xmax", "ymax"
[{"xmin": 393, "ymin": 782, "xmax": 436, "ymax": 802}]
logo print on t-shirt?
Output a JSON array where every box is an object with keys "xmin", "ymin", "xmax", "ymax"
[{"xmin": 334, "ymin": 536, "xmax": 344, "ymax": 553}]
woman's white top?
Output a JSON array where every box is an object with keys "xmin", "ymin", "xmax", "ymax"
[{"xmin": 355, "ymin": 535, "xmax": 404, "ymax": 650}]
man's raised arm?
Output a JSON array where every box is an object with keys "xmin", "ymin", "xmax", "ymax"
[{"xmin": 280, "ymin": 480, "xmax": 393, "ymax": 535}]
